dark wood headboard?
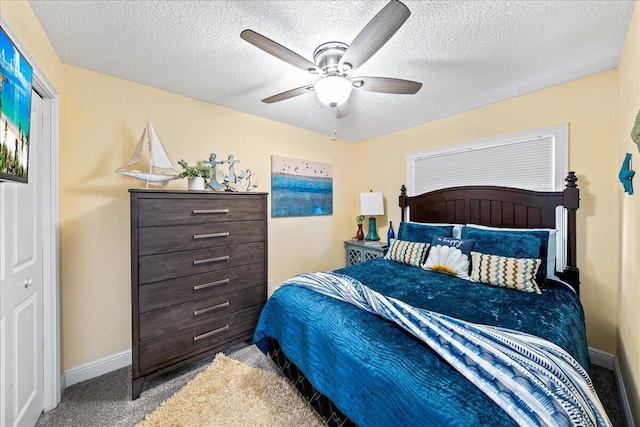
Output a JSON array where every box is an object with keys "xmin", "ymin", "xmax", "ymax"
[{"xmin": 399, "ymin": 172, "xmax": 580, "ymax": 293}]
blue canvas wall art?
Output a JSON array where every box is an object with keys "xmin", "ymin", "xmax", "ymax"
[{"xmin": 271, "ymin": 155, "xmax": 333, "ymax": 217}]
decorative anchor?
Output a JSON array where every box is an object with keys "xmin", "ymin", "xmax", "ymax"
[
  {"xmin": 205, "ymin": 153, "xmax": 259, "ymax": 192},
  {"xmin": 618, "ymin": 153, "xmax": 634, "ymax": 195},
  {"xmin": 236, "ymin": 169, "xmax": 259, "ymax": 191},
  {"xmin": 221, "ymin": 154, "xmax": 240, "ymax": 191},
  {"xmin": 204, "ymin": 153, "xmax": 226, "ymax": 191}
]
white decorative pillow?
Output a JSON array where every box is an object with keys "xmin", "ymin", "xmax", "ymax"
[
  {"xmin": 422, "ymin": 237, "xmax": 475, "ymax": 279},
  {"xmin": 469, "ymin": 251, "xmax": 542, "ymax": 294},
  {"xmin": 384, "ymin": 239, "xmax": 430, "ymax": 267}
]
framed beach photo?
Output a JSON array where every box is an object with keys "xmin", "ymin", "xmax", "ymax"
[
  {"xmin": 271, "ymin": 155, "xmax": 333, "ymax": 217},
  {"xmin": 0, "ymin": 25, "xmax": 34, "ymax": 184}
]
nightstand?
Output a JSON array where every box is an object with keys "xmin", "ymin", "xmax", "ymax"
[{"xmin": 344, "ymin": 240, "xmax": 388, "ymax": 266}]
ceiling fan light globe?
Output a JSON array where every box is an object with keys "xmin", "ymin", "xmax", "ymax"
[{"xmin": 314, "ymin": 76, "xmax": 352, "ymax": 107}]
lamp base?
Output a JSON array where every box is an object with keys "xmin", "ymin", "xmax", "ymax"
[{"xmin": 365, "ymin": 217, "xmax": 380, "ymax": 241}]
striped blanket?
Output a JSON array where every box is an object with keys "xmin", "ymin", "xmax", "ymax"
[{"xmin": 281, "ymin": 271, "xmax": 611, "ymax": 427}]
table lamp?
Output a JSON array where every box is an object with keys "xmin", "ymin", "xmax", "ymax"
[{"xmin": 360, "ymin": 191, "xmax": 384, "ymax": 241}]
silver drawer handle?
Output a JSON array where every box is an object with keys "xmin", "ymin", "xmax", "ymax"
[
  {"xmin": 193, "ymin": 302, "xmax": 230, "ymax": 316},
  {"xmin": 193, "ymin": 255, "xmax": 229, "ymax": 265},
  {"xmin": 192, "ymin": 209, "xmax": 229, "ymax": 215},
  {"xmin": 193, "ymin": 232, "xmax": 229, "ymax": 240},
  {"xmin": 193, "ymin": 325, "xmax": 229, "ymax": 341},
  {"xmin": 193, "ymin": 278, "xmax": 229, "ymax": 291}
]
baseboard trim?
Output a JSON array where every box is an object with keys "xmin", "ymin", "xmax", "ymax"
[
  {"xmin": 59, "ymin": 372, "xmax": 66, "ymax": 400},
  {"xmin": 589, "ymin": 347, "xmax": 635, "ymax": 427},
  {"xmin": 64, "ymin": 349, "xmax": 131, "ymax": 387},
  {"xmin": 614, "ymin": 358, "xmax": 636, "ymax": 427},
  {"xmin": 589, "ymin": 347, "xmax": 615, "ymax": 370}
]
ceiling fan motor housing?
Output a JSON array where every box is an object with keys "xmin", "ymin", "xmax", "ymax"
[{"xmin": 313, "ymin": 42, "xmax": 350, "ymax": 76}]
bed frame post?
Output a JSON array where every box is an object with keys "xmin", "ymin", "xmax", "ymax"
[
  {"xmin": 399, "ymin": 185, "xmax": 408, "ymax": 222},
  {"xmin": 561, "ymin": 171, "xmax": 580, "ymax": 293}
]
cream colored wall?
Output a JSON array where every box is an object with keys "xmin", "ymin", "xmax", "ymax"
[
  {"xmin": 3, "ymin": 2, "xmax": 357, "ymax": 369},
  {"xmin": 58, "ymin": 67, "xmax": 357, "ymax": 369},
  {"xmin": 357, "ymin": 71, "xmax": 620, "ymax": 354},
  {"xmin": 617, "ymin": 1, "xmax": 640, "ymax": 423}
]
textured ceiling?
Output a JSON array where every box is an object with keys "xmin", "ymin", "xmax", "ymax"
[{"xmin": 29, "ymin": 0, "xmax": 635, "ymax": 142}]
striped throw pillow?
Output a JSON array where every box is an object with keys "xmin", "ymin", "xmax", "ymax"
[
  {"xmin": 384, "ymin": 239, "xmax": 430, "ymax": 267},
  {"xmin": 469, "ymin": 252, "xmax": 542, "ymax": 294}
]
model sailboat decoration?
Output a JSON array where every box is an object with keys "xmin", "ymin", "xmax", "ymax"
[{"xmin": 116, "ymin": 118, "xmax": 180, "ymax": 187}]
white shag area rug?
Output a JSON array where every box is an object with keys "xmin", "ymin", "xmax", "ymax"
[{"xmin": 136, "ymin": 353, "xmax": 327, "ymax": 427}]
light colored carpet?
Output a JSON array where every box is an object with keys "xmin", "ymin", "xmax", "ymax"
[
  {"xmin": 136, "ymin": 354, "xmax": 326, "ymax": 427},
  {"xmin": 35, "ymin": 342, "xmax": 319, "ymax": 427}
]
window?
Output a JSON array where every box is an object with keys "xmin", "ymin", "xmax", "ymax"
[
  {"xmin": 407, "ymin": 124, "xmax": 568, "ymax": 195},
  {"xmin": 406, "ymin": 124, "xmax": 569, "ymax": 271}
]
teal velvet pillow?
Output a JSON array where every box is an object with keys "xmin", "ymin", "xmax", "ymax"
[
  {"xmin": 422, "ymin": 236, "xmax": 475, "ymax": 279},
  {"xmin": 461, "ymin": 226, "xmax": 550, "ymax": 278},
  {"xmin": 460, "ymin": 228, "xmax": 541, "ymax": 259},
  {"xmin": 397, "ymin": 222, "xmax": 454, "ymax": 243}
]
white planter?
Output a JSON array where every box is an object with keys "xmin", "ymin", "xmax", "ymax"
[{"xmin": 187, "ymin": 177, "xmax": 205, "ymax": 191}]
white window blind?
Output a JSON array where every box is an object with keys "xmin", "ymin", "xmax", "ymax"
[
  {"xmin": 407, "ymin": 124, "xmax": 568, "ymax": 196},
  {"xmin": 406, "ymin": 124, "xmax": 569, "ymax": 270}
]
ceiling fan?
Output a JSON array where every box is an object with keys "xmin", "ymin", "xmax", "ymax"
[{"xmin": 240, "ymin": 0, "xmax": 422, "ymax": 120}]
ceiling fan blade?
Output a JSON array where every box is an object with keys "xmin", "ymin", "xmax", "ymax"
[
  {"xmin": 352, "ymin": 76, "xmax": 422, "ymax": 94},
  {"xmin": 339, "ymin": 0, "xmax": 410, "ymax": 72},
  {"xmin": 241, "ymin": 30, "xmax": 320, "ymax": 74},
  {"xmin": 262, "ymin": 85, "xmax": 315, "ymax": 104},
  {"xmin": 335, "ymin": 102, "xmax": 349, "ymax": 119}
]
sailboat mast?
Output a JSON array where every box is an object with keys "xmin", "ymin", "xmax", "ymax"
[{"xmin": 146, "ymin": 116, "xmax": 152, "ymax": 189}]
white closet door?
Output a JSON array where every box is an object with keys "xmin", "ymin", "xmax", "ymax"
[{"xmin": 1, "ymin": 90, "xmax": 44, "ymax": 427}]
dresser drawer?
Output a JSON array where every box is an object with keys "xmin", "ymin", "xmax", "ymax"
[
  {"xmin": 139, "ymin": 220, "xmax": 265, "ymax": 256},
  {"xmin": 139, "ymin": 305, "xmax": 262, "ymax": 373},
  {"xmin": 139, "ymin": 262, "xmax": 265, "ymax": 313},
  {"xmin": 139, "ymin": 241, "xmax": 265, "ymax": 284},
  {"xmin": 139, "ymin": 285, "xmax": 265, "ymax": 341},
  {"xmin": 137, "ymin": 196, "xmax": 265, "ymax": 227}
]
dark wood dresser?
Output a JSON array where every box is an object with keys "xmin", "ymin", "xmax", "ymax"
[{"xmin": 129, "ymin": 189, "xmax": 268, "ymax": 399}]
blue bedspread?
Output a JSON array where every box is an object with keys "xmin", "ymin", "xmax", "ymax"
[{"xmin": 254, "ymin": 258, "xmax": 590, "ymax": 427}]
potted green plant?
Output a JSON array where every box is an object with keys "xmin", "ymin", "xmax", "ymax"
[{"xmin": 178, "ymin": 159, "xmax": 212, "ymax": 191}]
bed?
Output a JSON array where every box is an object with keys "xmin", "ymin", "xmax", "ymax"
[{"xmin": 253, "ymin": 172, "xmax": 608, "ymax": 426}]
